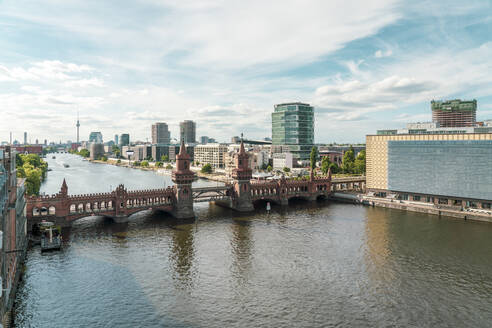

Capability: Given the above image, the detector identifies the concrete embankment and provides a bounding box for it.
[330,193,492,224]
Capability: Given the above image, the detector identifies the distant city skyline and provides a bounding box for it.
[1,1,491,143]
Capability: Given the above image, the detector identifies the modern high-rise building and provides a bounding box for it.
[152,123,171,144]
[114,134,119,145]
[119,133,130,147]
[180,120,196,143]
[23,132,27,145]
[272,102,314,160]
[89,132,103,143]
[431,99,477,127]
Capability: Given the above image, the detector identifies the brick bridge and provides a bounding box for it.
[26,141,365,230]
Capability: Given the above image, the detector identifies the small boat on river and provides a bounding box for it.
[63,163,70,168]
[52,156,56,159]
[39,221,62,252]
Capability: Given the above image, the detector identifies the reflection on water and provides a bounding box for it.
[13,155,492,327]
[169,220,196,290]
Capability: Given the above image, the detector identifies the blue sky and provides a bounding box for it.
[0,0,491,144]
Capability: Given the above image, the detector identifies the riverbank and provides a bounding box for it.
[331,192,492,223]
[89,158,232,183]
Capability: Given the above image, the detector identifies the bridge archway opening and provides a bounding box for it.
[288,196,309,205]
[48,206,56,215]
[40,207,48,216]
[77,203,84,213]
[253,199,279,209]
[70,204,76,213]
[153,208,174,218]
[85,202,91,212]
[32,207,40,216]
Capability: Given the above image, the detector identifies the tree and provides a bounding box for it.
[310,146,318,170]
[79,149,90,158]
[23,164,42,195]
[161,155,169,162]
[201,163,213,174]
[101,156,108,162]
[354,150,366,175]
[141,160,149,167]
[165,164,173,170]
[283,166,290,173]
[155,161,163,167]
[321,156,331,175]
[117,159,121,164]
[342,146,355,174]
[267,165,273,172]
[133,161,141,166]
[329,162,339,174]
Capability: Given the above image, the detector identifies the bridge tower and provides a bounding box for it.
[172,139,196,218]
[231,140,254,211]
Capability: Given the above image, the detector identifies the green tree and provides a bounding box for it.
[141,160,149,167]
[22,163,43,195]
[201,163,213,174]
[354,150,366,175]
[133,161,141,166]
[111,144,120,156]
[329,162,339,174]
[79,149,90,158]
[101,155,108,162]
[161,155,169,162]
[165,164,173,170]
[310,146,318,170]
[155,161,163,167]
[283,166,290,173]
[117,159,121,164]
[321,156,331,175]
[342,146,355,174]
[267,165,273,172]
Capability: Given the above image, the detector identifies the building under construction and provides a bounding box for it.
[431,99,477,127]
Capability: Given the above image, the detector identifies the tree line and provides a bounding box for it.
[311,146,366,176]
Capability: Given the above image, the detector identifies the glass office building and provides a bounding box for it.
[272,102,314,160]
[366,133,492,207]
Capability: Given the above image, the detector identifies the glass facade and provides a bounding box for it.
[388,140,492,200]
[272,103,314,160]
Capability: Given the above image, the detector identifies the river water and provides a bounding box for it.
[14,154,492,327]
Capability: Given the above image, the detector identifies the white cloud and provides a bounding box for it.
[314,42,492,123]
[374,49,393,58]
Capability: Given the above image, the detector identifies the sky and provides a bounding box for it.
[0,0,491,144]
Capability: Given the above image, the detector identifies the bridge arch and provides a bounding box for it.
[70,204,76,213]
[48,205,56,215]
[33,207,40,216]
[252,198,279,207]
[40,207,48,216]
[287,195,310,203]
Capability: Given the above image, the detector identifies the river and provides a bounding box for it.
[14,154,492,327]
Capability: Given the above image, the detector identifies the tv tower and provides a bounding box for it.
[76,111,80,143]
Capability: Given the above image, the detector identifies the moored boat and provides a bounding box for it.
[39,221,62,252]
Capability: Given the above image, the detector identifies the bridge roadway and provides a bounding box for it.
[25,176,365,230]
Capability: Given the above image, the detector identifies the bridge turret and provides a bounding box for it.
[60,178,68,196]
[171,139,195,219]
[231,139,253,211]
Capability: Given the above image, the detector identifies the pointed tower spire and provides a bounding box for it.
[239,138,245,155]
[179,138,187,156]
[60,178,68,196]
